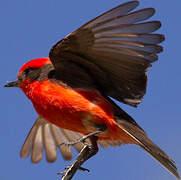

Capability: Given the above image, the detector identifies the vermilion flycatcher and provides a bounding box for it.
[5,1,180,179]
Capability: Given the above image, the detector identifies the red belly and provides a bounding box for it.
[20,80,137,143]
[29,80,117,136]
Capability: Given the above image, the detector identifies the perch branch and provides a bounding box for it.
[60,136,98,180]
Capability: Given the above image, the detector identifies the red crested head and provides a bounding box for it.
[4,57,53,89]
[18,57,51,77]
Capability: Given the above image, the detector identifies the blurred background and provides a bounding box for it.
[1,0,181,180]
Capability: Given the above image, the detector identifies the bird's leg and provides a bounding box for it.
[59,136,99,180]
[61,125,106,146]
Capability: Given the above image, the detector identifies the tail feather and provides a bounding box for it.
[105,97,180,179]
[116,118,180,179]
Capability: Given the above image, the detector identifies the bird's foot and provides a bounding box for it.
[60,127,106,146]
[58,136,98,180]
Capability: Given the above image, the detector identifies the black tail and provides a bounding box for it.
[116,117,180,179]
[102,95,180,179]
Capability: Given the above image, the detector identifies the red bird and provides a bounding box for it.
[5,1,180,179]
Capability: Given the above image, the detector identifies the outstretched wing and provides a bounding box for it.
[20,117,129,163]
[20,117,85,163]
[49,1,164,107]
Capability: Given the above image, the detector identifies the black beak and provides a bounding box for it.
[4,79,20,87]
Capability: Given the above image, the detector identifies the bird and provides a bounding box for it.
[4,1,180,179]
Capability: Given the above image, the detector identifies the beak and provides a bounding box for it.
[4,79,21,87]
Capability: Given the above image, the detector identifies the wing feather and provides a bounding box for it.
[20,121,38,158]
[90,8,155,31]
[95,33,164,44]
[31,125,44,163]
[93,21,161,35]
[94,40,163,53]
[43,124,57,162]
[83,1,139,29]
[49,1,164,107]
[20,117,85,162]
[50,124,73,161]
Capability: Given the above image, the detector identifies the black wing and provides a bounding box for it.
[49,1,164,107]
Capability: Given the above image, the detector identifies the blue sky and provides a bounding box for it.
[1,0,181,180]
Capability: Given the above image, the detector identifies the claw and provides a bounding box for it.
[57,165,90,176]
[59,137,98,180]
[78,166,90,173]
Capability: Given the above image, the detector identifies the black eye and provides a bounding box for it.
[48,70,55,78]
[24,67,33,75]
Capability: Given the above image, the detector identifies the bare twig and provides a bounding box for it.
[60,136,98,180]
